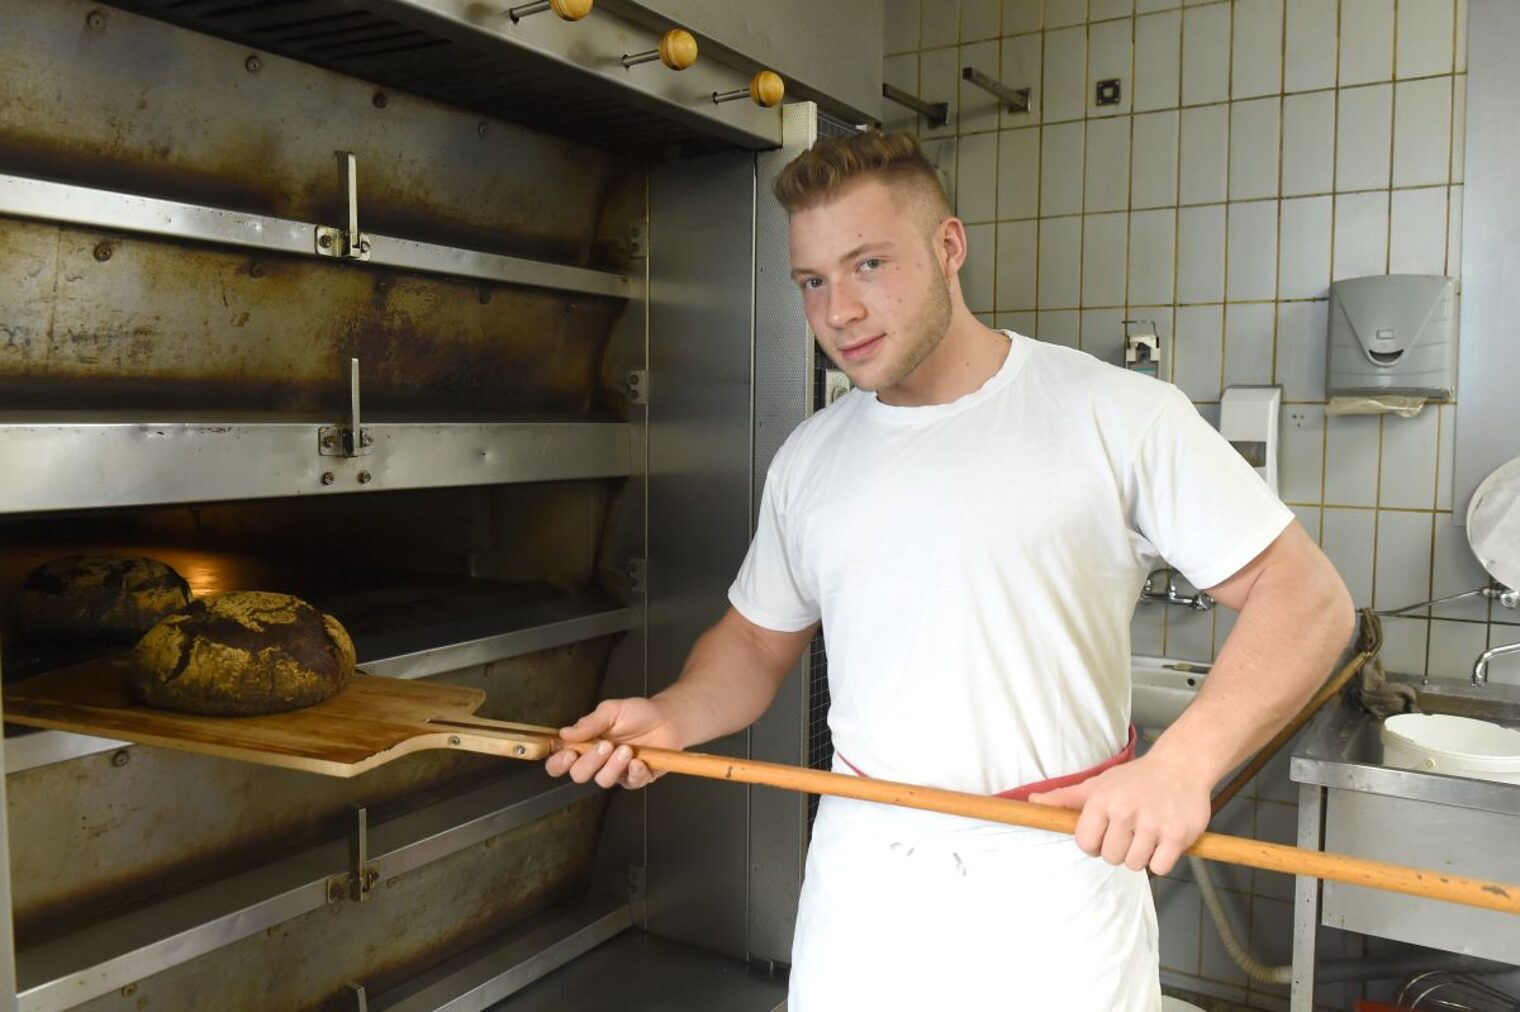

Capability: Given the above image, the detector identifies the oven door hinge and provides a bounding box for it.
[319,357,373,457]
[315,151,372,260]
[326,804,380,904]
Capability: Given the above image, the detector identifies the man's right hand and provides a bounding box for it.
[544,696,684,790]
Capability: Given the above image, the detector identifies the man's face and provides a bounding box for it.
[788,179,953,394]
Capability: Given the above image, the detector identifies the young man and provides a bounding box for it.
[546,131,1354,1009]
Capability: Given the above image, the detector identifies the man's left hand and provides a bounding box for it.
[1028,753,1212,876]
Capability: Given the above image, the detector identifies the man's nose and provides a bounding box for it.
[826,282,866,330]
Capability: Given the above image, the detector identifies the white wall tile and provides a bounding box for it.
[1373,509,1434,612]
[1427,618,1487,680]
[961,0,1001,41]
[998,126,1042,219]
[1226,200,1279,301]
[1044,26,1089,122]
[1182,3,1231,105]
[1281,404,1325,503]
[1451,76,1466,184]
[1389,187,1450,276]
[921,0,962,50]
[1293,504,1321,546]
[1278,196,1333,299]
[1486,626,1520,687]
[1322,507,1377,606]
[1088,17,1134,117]
[1177,204,1226,302]
[1232,0,1284,99]
[1378,615,1430,678]
[1085,116,1133,212]
[1281,91,1335,197]
[1436,403,1455,510]
[1340,0,1396,87]
[1229,98,1282,201]
[1432,514,1491,620]
[919,46,963,139]
[1040,121,1086,215]
[1131,111,1180,208]
[1167,605,1217,662]
[1135,11,1182,112]
[995,310,1038,336]
[1046,0,1089,29]
[1001,33,1043,129]
[1249,897,1297,966]
[1223,302,1276,387]
[956,131,999,223]
[1336,85,1394,192]
[1393,77,1453,188]
[1174,304,1224,401]
[1129,209,1177,305]
[1037,308,1081,348]
[1038,215,1083,307]
[886,0,921,53]
[1137,0,1179,10]
[1397,0,1456,78]
[1324,414,1381,506]
[1456,0,1468,72]
[1276,299,1330,401]
[883,54,922,134]
[1332,192,1390,281]
[962,223,997,311]
[1081,306,1129,364]
[1179,103,1229,204]
[996,219,1039,310]
[1446,184,1463,277]
[1285,0,1338,93]
[1380,401,1434,507]
[960,39,1004,133]
[1092,0,1134,20]
[1003,0,1043,35]
[923,136,960,204]
[1132,605,1166,656]
[1082,212,1130,306]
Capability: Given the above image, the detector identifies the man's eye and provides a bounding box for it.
[861,258,883,271]
[802,277,823,290]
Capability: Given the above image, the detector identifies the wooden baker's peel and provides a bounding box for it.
[6,657,1518,917]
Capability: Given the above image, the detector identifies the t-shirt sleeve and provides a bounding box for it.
[1131,387,1295,590]
[728,465,821,632]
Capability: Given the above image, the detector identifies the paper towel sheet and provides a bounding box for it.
[1327,394,1427,417]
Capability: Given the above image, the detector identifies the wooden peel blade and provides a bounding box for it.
[518,728,1520,917]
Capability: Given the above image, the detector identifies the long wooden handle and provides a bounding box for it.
[537,733,1520,917]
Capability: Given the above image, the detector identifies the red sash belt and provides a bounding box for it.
[835,724,1138,801]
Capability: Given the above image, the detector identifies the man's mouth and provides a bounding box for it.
[838,334,884,362]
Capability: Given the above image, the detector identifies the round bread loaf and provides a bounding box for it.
[131,591,356,716]
[18,555,192,642]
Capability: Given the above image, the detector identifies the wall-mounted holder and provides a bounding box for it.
[505,0,593,23]
[1123,319,1162,379]
[622,29,697,71]
[961,66,1030,114]
[714,70,785,108]
[315,152,370,261]
[882,82,948,128]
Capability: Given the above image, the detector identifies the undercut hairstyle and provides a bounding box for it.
[772,130,953,228]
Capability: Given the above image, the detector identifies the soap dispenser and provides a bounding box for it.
[1220,386,1282,494]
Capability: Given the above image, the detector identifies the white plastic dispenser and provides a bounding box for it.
[1219,386,1281,494]
[1327,274,1458,405]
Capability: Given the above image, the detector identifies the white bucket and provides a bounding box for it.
[1381,713,1520,784]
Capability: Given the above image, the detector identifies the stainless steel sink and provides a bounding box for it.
[1288,676,1520,1008]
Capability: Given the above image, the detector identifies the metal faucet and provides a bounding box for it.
[1139,568,1215,612]
[1472,641,1520,686]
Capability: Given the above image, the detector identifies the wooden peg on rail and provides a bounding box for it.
[506,0,593,23]
[714,70,785,108]
[622,29,698,71]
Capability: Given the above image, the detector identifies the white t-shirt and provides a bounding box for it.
[729,331,1293,796]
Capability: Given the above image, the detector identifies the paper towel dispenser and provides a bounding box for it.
[1327,274,1458,399]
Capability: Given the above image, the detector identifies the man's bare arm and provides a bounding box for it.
[546,607,817,789]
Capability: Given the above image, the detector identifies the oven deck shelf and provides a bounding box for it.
[0,414,633,514]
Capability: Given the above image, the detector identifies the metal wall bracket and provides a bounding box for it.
[625,369,648,405]
[881,83,949,127]
[327,804,381,904]
[625,558,647,595]
[961,67,1030,114]
[627,223,647,259]
[346,981,369,1011]
[315,152,372,260]
[319,358,374,457]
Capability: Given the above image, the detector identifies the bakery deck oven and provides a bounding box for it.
[0,2,879,1008]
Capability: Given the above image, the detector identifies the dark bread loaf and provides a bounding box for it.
[18,556,192,642]
[131,591,356,716]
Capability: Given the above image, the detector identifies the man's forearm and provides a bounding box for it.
[1146,542,1355,789]
[652,609,816,749]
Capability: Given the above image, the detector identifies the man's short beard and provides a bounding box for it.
[866,264,952,392]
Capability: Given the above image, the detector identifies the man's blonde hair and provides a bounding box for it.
[772,130,952,224]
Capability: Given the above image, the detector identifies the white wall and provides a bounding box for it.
[884,0,1511,1008]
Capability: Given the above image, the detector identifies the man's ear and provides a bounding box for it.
[934,216,969,278]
